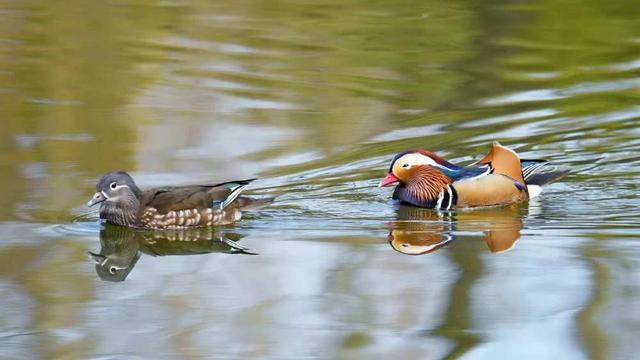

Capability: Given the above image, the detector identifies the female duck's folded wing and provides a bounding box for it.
[207,179,255,210]
[140,179,257,213]
[139,186,210,213]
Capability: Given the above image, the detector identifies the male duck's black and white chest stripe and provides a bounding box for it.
[436,185,458,210]
[392,183,458,210]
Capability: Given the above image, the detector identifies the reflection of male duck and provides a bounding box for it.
[388,204,524,255]
[89,225,253,282]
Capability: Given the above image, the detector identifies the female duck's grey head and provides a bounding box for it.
[87,171,142,226]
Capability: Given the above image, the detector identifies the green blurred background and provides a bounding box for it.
[0,0,639,359]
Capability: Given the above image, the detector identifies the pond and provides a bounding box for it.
[1,0,639,359]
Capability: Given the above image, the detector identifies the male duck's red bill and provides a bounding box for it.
[378,173,400,187]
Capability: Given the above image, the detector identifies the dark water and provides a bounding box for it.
[1,1,639,359]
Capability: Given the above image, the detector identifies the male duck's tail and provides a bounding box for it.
[521,159,569,186]
[521,159,569,198]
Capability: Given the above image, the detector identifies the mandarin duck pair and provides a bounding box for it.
[88,142,567,230]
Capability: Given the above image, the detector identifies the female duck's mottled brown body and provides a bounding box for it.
[88,171,270,230]
[134,185,251,229]
[380,142,568,209]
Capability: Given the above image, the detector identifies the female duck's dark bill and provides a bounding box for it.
[87,192,107,207]
[379,173,400,187]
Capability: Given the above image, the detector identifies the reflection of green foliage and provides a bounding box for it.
[578,247,611,360]
[341,330,372,349]
[2,0,637,218]
[0,0,480,220]
[0,1,175,220]
[432,239,484,359]
[173,0,476,152]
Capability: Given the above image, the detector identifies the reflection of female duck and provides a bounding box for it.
[89,225,141,282]
[388,204,524,255]
[89,225,253,282]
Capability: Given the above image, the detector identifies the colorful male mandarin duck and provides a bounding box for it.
[379,142,567,209]
[87,171,271,230]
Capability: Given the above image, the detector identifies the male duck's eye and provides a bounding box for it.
[402,163,410,168]
[110,182,117,190]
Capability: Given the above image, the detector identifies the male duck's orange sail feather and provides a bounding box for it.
[455,142,529,207]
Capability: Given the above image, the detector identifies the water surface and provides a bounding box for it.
[1,1,639,359]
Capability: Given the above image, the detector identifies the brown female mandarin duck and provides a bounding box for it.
[87,171,271,230]
[380,142,568,209]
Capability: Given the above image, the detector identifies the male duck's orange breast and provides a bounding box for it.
[453,174,528,207]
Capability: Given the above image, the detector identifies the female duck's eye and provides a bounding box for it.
[109,266,117,274]
[110,182,117,190]
[402,163,410,168]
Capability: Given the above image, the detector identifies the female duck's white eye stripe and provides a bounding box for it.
[111,184,129,191]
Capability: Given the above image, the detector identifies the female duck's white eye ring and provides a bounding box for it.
[110,182,117,190]
[402,163,410,168]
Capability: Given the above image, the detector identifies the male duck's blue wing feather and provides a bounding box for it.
[441,164,491,182]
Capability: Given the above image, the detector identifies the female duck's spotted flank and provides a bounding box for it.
[380,142,568,209]
[88,171,271,230]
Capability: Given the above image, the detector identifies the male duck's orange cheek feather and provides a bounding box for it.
[379,173,400,187]
[390,166,454,208]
